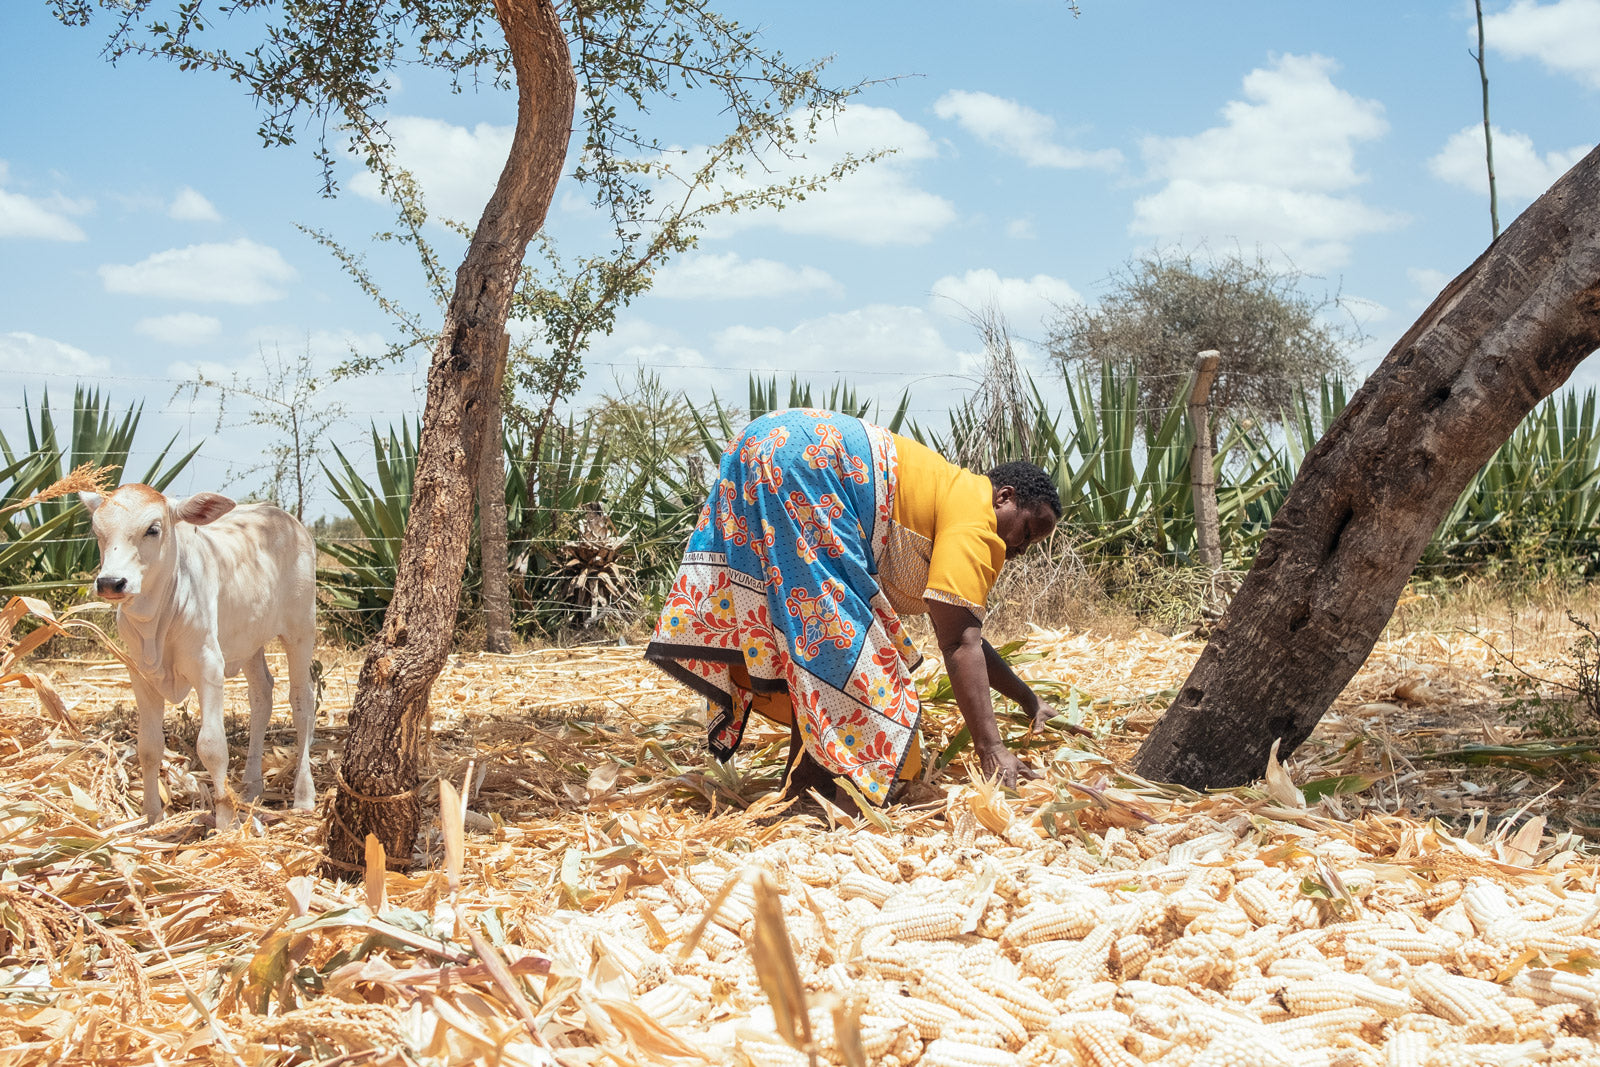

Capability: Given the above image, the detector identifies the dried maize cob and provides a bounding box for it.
[999,900,1099,951]
[1288,893,1324,930]
[972,969,1058,1030]
[839,869,896,905]
[1265,956,1333,981]
[1039,922,1119,988]
[882,900,965,941]
[1406,963,1515,1033]
[853,834,899,882]
[922,969,1028,1049]
[1187,1027,1297,1067]
[1507,967,1600,1011]
[737,1039,810,1067]
[1461,880,1513,933]
[1060,981,1118,1013]
[919,1038,1022,1067]
[1234,877,1290,928]
[872,992,963,1040]
[1282,973,1413,1019]
[1344,927,1457,966]
[789,859,837,887]
[636,979,700,1026]
[1382,1028,1430,1067]
[1167,830,1238,867]
[1268,1006,1383,1049]
[1068,1022,1142,1067]
[1107,933,1151,981]
[1188,905,1251,939]
[942,1020,1007,1047]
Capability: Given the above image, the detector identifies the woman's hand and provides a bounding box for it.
[976,742,1039,790]
[1024,693,1094,738]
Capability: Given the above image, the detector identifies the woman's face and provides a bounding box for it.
[993,486,1058,561]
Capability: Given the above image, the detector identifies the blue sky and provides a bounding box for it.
[3,1,1599,516]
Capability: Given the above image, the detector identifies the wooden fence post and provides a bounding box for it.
[1187,350,1223,570]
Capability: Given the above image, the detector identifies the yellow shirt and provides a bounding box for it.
[877,433,1005,620]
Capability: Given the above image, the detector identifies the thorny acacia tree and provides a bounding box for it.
[53,0,864,870]
[1045,248,1358,438]
[176,344,348,522]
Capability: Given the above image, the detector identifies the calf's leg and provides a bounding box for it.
[282,632,318,810]
[132,675,167,825]
[193,655,235,829]
[242,649,273,803]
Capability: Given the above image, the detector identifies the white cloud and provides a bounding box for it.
[99,239,297,304]
[1005,217,1037,240]
[711,304,966,386]
[677,105,958,246]
[1428,124,1589,199]
[1132,54,1405,270]
[0,331,109,377]
[134,312,223,346]
[932,90,1122,170]
[929,269,1082,333]
[0,161,92,241]
[1484,0,1600,90]
[565,319,712,405]
[650,253,841,300]
[168,186,221,222]
[349,116,512,225]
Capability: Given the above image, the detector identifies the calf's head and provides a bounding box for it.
[80,485,236,602]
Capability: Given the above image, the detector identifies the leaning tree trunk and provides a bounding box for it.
[1134,143,1600,790]
[323,0,575,873]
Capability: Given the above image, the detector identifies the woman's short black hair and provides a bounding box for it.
[986,460,1062,518]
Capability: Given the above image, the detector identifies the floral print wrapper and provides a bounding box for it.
[644,409,923,803]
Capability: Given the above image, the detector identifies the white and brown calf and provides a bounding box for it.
[80,484,317,827]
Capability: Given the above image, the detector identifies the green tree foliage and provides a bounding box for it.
[1045,248,1359,434]
[51,0,870,430]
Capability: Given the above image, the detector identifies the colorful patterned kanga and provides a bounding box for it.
[644,409,920,802]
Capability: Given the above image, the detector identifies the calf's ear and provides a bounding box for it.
[79,492,103,514]
[171,492,236,526]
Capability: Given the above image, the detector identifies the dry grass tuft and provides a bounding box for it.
[2,463,113,520]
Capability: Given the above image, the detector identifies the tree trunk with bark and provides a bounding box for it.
[481,332,514,654]
[1134,144,1600,790]
[323,0,575,873]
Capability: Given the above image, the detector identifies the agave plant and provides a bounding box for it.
[318,422,433,640]
[1428,387,1600,576]
[504,416,612,634]
[0,388,198,598]
[690,375,910,463]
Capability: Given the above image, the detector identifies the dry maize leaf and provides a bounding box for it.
[365,834,387,913]
[830,992,869,1067]
[1265,739,1305,810]
[1499,815,1545,868]
[440,780,465,893]
[675,866,749,964]
[967,780,1013,835]
[1392,676,1432,703]
[0,672,79,738]
[586,762,622,802]
[750,868,812,1056]
[596,997,707,1061]
[466,923,545,1045]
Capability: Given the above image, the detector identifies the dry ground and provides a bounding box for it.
[3,600,1600,1066]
